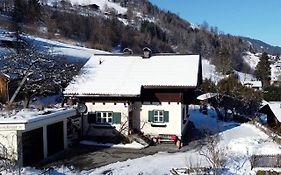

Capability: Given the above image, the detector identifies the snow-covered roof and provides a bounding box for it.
[0,108,76,124]
[266,101,281,122]
[0,73,10,79]
[242,81,262,88]
[64,54,201,96]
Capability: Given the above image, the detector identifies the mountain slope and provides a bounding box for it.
[47,0,127,14]
[242,37,281,55]
[1,0,281,75]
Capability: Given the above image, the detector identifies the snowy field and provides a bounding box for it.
[22,34,109,61]
[0,27,109,62]
[47,0,127,14]
[242,51,260,70]
[8,105,280,175]
[202,59,255,82]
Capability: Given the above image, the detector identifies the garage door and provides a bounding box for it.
[22,127,44,166]
[47,121,64,156]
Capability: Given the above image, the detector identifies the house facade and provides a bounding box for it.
[64,53,202,141]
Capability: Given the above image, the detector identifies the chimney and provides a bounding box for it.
[143,47,151,59]
[123,48,133,55]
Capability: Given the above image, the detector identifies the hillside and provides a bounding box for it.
[243,37,281,55]
[1,0,281,75]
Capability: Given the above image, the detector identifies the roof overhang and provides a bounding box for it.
[142,85,197,89]
[64,93,140,98]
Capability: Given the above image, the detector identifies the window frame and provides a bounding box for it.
[153,110,165,123]
[95,111,113,124]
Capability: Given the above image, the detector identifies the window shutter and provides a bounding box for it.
[88,112,96,123]
[113,112,121,124]
[164,111,169,122]
[148,110,154,122]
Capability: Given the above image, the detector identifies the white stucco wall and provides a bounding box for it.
[85,102,129,136]
[136,102,183,137]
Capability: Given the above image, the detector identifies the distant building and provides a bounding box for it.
[242,81,262,90]
[259,101,281,128]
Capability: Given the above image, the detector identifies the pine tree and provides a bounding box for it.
[212,47,233,75]
[255,52,271,87]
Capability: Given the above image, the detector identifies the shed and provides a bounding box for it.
[259,101,281,128]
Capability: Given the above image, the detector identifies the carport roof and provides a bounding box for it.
[0,108,76,125]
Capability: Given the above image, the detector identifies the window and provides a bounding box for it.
[96,111,113,124]
[148,110,169,123]
[154,110,164,123]
[88,111,121,125]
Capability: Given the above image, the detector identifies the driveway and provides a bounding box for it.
[39,126,205,170]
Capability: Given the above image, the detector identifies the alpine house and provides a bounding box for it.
[64,50,202,142]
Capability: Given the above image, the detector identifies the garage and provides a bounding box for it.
[47,121,64,156]
[0,108,77,166]
[22,127,44,166]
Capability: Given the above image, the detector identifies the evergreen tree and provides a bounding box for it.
[216,75,262,116]
[217,75,241,95]
[263,85,281,101]
[200,78,217,93]
[212,47,233,75]
[255,52,271,87]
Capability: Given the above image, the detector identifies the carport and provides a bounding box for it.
[0,108,77,166]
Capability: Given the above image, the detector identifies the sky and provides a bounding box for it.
[149,0,281,47]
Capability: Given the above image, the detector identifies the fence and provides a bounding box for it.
[251,120,281,145]
[251,155,281,168]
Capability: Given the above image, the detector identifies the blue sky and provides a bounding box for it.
[149,0,281,47]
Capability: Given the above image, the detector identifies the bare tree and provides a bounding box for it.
[1,37,80,108]
[199,133,226,174]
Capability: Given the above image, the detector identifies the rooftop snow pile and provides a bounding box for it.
[0,108,76,124]
[64,54,201,96]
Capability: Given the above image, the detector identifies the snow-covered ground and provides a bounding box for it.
[242,51,281,82]
[0,27,109,62]
[22,34,109,61]
[242,51,260,70]
[271,60,281,82]
[202,59,224,83]
[80,140,148,149]
[202,59,255,82]
[11,105,281,175]
[47,0,127,14]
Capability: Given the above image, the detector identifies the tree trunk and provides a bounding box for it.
[24,95,30,108]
